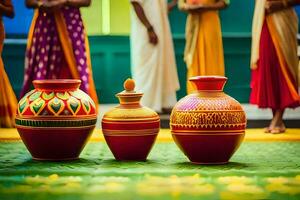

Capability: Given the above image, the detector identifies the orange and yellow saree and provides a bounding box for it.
[0,20,17,127]
[179,0,229,94]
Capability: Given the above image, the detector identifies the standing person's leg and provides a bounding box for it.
[265,109,276,133]
[270,109,286,134]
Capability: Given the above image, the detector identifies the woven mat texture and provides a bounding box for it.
[0,141,299,200]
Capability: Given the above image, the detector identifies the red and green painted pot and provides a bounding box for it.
[15,79,97,161]
[102,79,160,161]
[170,76,246,164]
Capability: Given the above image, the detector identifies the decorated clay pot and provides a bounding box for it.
[102,79,160,161]
[170,76,246,164]
[15,79,97,161]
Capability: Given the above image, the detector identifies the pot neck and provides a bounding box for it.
[189,76,227,91]
[116,93,143,107]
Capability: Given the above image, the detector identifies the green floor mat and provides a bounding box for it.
[0,142,299,199]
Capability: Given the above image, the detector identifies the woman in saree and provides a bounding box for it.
[178,0,229,94]
[250,0,300,133]
[0,0,17,127]
[22,0,98,108]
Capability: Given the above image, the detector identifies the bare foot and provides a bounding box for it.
[270,110,286,134]
[265,117,277,133]
[270,123,286,134]
[264,127,271,133]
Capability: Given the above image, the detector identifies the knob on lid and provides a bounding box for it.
[116,78,143,105]
[124,78,135,92]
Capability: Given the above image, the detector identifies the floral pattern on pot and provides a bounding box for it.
[18,85,96,117]
[15,79,97,161]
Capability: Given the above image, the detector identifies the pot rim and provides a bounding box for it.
[189,76,228,82]
[189,76,228,91]
[33,79,81,91]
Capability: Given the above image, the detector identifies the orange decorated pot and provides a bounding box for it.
[102,79,160,161]
[170,76,246,164]
[15,79,97,161]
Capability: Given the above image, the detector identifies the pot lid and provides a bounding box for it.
[116,79,143,105]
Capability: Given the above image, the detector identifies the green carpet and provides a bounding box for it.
[0,142,300,200]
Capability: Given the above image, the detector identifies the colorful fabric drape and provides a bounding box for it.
[250,1,300,109]
[21,7,98,108]
[178,0,229,94]
[0,20,17,127]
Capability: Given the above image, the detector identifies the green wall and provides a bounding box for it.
[81,0,102,35]
[81,0,131,35]
[110,0,131,34]
[3,0,254,104]
[3,35,252,104]
[80,0,254,35]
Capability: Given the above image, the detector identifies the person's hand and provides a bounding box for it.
[38,1,51,12]
[251,63,258,69]
[48,0,67,9]
[181,3,206,14]
[147,27,158,45]
[265,0,286,14]
[168,0,177,13]
[181,3,193,11]
[39,0,67,12]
